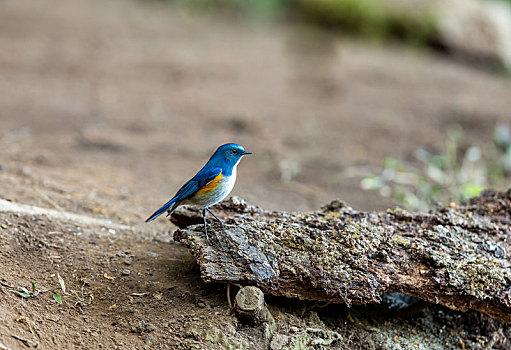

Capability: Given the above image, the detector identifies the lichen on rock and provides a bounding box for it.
[175,191,511,323]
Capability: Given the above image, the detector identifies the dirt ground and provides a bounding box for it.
[0,0,510,349]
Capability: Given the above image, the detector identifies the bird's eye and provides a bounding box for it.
[232,149,238,154]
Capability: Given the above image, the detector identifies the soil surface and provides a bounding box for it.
[0,0,510,349]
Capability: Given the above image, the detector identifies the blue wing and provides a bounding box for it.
[145,167,222,223]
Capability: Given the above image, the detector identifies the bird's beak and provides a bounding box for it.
[243,151,253,155]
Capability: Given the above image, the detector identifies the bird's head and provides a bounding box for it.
[213,143,252,165]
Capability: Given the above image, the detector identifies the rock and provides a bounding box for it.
[154,234,172,243]
[130,322,143,334]
[130,321,156,334]
[144,323,156,332]
[19,166,31,177]
[121,269,130,276]
[175,190,511,323]
[270,333,290,350]
[435,0,511,68]
[383,0,511,68]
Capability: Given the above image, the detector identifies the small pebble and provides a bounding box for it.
[121,269,131,276]
[20,166,31,177]
[148,252,159,258]
[145,323,156,332]
[154,235,172,243]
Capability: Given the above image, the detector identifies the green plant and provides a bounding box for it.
[492,124,511,178]
[361,124,511,211]
[53,292,62,304]
[9,280,40,299]
[297,0,437,43]
[53,273,66,304]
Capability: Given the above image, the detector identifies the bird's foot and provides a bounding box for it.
[204,227,210,243]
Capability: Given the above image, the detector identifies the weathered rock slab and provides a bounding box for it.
[174,190,511,323]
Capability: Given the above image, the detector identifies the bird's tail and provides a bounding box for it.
[145,198,179,223]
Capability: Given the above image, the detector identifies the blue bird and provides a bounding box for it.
[145,143,252,242]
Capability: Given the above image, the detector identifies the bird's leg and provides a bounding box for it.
[202,208,209,243]
[206,208,224,226]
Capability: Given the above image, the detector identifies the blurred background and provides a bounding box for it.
[1,0,510,225]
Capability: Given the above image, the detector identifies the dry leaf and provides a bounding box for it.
[57,273,66,293]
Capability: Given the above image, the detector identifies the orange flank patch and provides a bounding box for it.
[195,173,223,195]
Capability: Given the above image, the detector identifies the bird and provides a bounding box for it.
[145,143,252,242]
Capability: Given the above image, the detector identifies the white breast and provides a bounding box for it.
[188,164,238,208]
[224,166,237,195]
